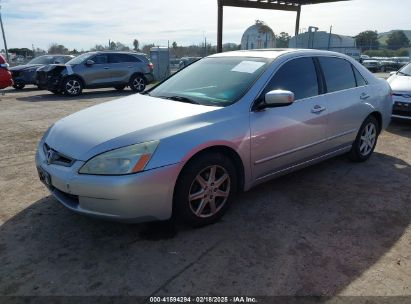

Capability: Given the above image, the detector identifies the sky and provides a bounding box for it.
[1,0,411,51]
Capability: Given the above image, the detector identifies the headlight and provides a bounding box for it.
[79,140,160,175]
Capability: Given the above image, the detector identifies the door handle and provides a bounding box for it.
[360,93,370,100]
[311,105,326,114]
[104,67,109,70]
[128,66,132,68]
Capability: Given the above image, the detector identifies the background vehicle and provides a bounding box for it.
[0,54,13,89]
[36,49,392,227]
[178,57,202,69]
[10,55,74,90]
[362,59,380,72]
[36,51,154,96]
[388,62,411,120]
[379,59,408,72]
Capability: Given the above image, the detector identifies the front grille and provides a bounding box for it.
[43,143,75,167]
[393,101,411,117]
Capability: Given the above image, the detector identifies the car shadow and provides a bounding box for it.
[0,152,410,296]
[387,119,411,139]
[14,89,136,103]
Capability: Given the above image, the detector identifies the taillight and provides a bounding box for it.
[148,63,154,71]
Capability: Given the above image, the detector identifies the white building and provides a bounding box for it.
[289,27,360,60]
[241,20,276,50]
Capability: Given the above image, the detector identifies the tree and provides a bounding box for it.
[91,44,106,51]
[109,41,116,50]
[48,43,69,54]
[142,43,155,54]
[386,31,410,50]
[276,32,291,48]
[133,39,140,51]
[114,42,130,51]
[355,30,380,52]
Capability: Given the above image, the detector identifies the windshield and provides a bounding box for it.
[66,53,92,65]
[28,56,59,65]
[150,57,270,107]
[398,63,411,76]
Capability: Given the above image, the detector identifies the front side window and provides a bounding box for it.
[66,53,92,65]
[319,57,356,93]
[149,57,270,107]
[261,57,319,101]
[92,55,108,64]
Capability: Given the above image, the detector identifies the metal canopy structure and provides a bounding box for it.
[217,0,348,53]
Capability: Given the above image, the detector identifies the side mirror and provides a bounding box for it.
[389,71,397,76]
[256,90,294,110]
[86,60,95,66]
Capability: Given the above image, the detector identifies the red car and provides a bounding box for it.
[0,54,13,89]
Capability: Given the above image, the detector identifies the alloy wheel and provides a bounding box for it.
[359,122,377,156]
[188,165,231,218]
[133,77,145,92]
[66,79,81,95]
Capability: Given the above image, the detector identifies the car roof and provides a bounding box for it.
[209,48,354,60]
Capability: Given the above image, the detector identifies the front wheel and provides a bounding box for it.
[129,75,146,93]
[62,77,83,96]
[348,115,379,162]
[114,85,126,91]
[173,153,238,227]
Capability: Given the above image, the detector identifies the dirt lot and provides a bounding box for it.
[0,86,410,297]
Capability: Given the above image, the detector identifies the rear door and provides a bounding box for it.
[250,57,328,181]
[317,57,373,149]
[109,54,142,84]
[81,54,111,87]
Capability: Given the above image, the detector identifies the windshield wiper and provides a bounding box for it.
[397,71,411,76]
[163,96,200,105]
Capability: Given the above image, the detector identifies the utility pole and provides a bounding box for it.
[0,3,9,61]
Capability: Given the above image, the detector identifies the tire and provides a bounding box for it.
[114,85,126,91]
[129,74,146,93]
[13,83,25,90]
[173,152,238,227]
[348,115,379,162]
[61,76,83,96]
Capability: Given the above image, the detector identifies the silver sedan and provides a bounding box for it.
[388,63,411,120]
[36,49,392,227]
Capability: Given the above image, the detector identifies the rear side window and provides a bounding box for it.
[109,54,141,63]
[319,57,356,93]
[352,66,367,87]
[262,57,319,101]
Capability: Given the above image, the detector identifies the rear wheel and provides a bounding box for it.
[13,83,25,90]
[174,153,238,227]
[129,74,146,93]
[62,77,83,96]
[348,115,379,162]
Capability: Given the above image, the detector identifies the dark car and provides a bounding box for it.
[379,59,409,72]
[10,55,74,89]
[0,54,13,89]
[36,51,154,96]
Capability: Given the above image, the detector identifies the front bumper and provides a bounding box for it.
[11,70,37,85]
[392,98,411,120]
[36,71,62,91]
[35,143,181,223]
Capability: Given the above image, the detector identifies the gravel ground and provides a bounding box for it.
[0,86,410,297]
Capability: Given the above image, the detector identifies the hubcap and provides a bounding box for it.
[188,165,231,218]
[66,80,81,95]
[133,77,145,92]
[359,122,377,156]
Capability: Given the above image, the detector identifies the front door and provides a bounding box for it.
[250,57,328,181]
[81,54,111,87]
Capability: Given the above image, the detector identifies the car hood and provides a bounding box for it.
[388,75,411,92]
[45,94,221,161]
[10,64,43,71]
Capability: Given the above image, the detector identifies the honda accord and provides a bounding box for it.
[36,49,392,226]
